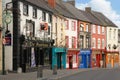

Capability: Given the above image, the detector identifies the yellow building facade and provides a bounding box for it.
[0,0,2,72]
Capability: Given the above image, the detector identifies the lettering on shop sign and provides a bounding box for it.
[39,44,49,47]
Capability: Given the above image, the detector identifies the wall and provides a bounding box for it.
[65,18,77,48]
[52,15,65,47]
[0,0,2,72]
[106,27,118,51]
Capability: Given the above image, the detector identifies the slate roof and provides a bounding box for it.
[62,2,91,22]
[79,10,103,25]
[91,11,117,27]
[54,0,76,19]
[23,0,53,13]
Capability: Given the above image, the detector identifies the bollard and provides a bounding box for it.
[37,65,43,79]
[53,65,57,75]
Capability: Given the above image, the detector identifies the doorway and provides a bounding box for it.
[69,56,73,69]
[57,53,62,69]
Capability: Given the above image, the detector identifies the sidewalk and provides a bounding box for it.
[0,68,98,80]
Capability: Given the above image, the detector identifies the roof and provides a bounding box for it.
[79,10,103,25]
[54,0,76,19]
[91,11,117,27]
[23,0,53,13]
[62,2,91,22]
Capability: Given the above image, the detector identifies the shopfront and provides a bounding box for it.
[79,49,92,68]
[106,51,119,68]
[18,37,54,72]
[66,49,79,69]
[91,49,106,68]
[52,47,67,69]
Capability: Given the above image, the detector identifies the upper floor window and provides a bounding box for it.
[102,39,104,49]
[23,4,28,15]
[98,38,101,49]
[72,37,76,48]
[26,20,35,37]
[42,11,46,21]
[80,35,84,49]
[113,29,116,39]
[80,24,84,31]
[65,36,69,48]
[109,29,111,40]
[71,21,76,31]
[98,26,100,34]
[92,38,96,48]
[102,27,105,34]
[48,14,52,23]
[86,36,90,48]
[92,25,96,33]
[86,24,89,32]
[65,20,69,30]
[33,7,37,18]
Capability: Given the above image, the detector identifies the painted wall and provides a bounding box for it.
[91,24,106,50]
[19,1,52,38]
[65,18,77,48]
[52,16,65,47]
[106,27,118,51]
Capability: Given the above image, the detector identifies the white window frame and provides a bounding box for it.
[102,27,105,34]
[102,39,104,49]
[98,38,101,49]
[92,25,96,33]
[92,38,96,48]
[98,26,100,34]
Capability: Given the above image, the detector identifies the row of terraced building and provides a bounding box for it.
[0,0,119,73]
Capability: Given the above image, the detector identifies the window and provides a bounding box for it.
[23,4,28,15]
[26,20,35,37]
[80,24,84,31]
[71,21,76,31]
[65,20,69,30]
[80,35,84,48]
[109,29,111,40]
[65,36,69,48]
[113,29,116,39]
[86,36,89,48]
[72,37,76,48]
[102,27,105,34]
[92,38,96,48]
[98,26,100,34]
[92,25,96,33]
[86,24,89,32]
[102,39,104,49]
[33,7,37,18]
[48,26,50,35]
[48,14,52,23]
[42,11,46,21]
[98,38,101,49]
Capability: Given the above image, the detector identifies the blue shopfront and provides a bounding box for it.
[52,47,67,69]
[79,50,92,68]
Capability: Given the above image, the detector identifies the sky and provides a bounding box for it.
[75,0,120,28]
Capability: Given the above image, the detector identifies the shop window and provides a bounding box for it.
[44,50,50,66]
[23,4,28,15]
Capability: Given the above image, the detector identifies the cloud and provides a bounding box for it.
[76,0,120,28]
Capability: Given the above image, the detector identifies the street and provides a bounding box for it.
[61,68,120,80]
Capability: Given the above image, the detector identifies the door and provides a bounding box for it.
[57,53,62,69]
[69,56,73,69]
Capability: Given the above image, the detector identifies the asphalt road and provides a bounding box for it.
[61,68,120,80]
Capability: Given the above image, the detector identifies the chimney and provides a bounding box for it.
[48,0,56,8]
[66,0,75,7]
[85,7,91,12]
